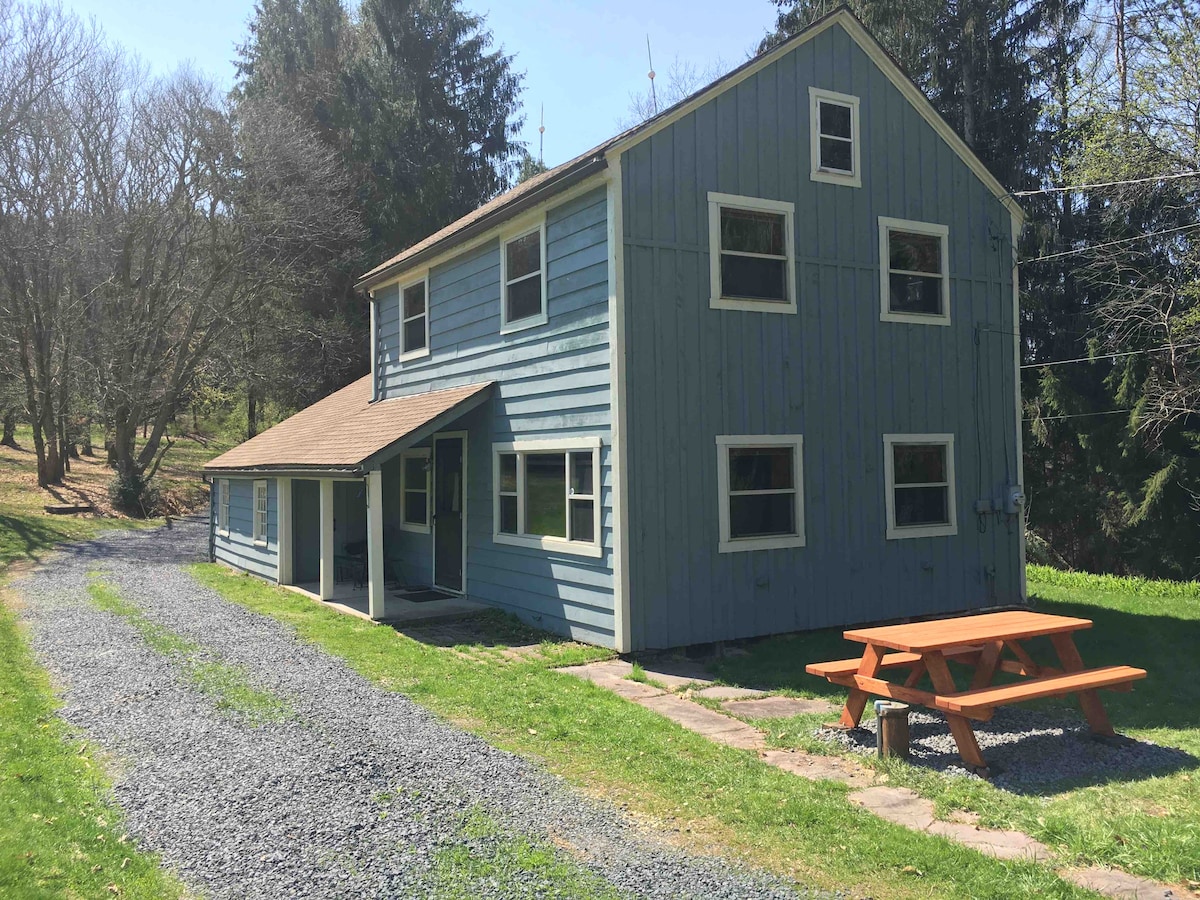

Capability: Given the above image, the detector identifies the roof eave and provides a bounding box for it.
[355,156,609,293]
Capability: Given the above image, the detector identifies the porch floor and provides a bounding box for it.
[290,582,485,624]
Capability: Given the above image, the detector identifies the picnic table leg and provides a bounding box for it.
[969,640,1005,690]
[924,651,989,772]
[837,643,885,729]
[1049,633,1116,737]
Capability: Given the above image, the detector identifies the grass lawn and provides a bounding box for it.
[191,563,1100,900]
[708,565,1200,887]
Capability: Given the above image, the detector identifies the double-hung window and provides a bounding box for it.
[493,438,601,558]
[708,193,797,314]
[252,479,268,545]
[879,217,951,325]
[400,276,430,360]
[399,448,431,532]
[883,434,957,538]
[217,478,230,537]
[716,435,805,553]
[809,87,861,186]
[501,220,547,332]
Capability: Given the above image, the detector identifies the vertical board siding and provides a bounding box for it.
[373,188,615,645]
[623,22,1022,650]
[213,477,279,580]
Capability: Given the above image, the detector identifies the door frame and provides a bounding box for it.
[431,430,468,594]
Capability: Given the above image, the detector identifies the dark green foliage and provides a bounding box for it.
[107,470,162,518]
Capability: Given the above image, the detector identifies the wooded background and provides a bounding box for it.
[2,0,1198,579]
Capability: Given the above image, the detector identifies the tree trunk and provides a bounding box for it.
[0,411,17,449]
[247,382,259,439]
[81,417,93,456]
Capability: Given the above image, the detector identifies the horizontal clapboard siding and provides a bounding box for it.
[375,187,615,645]
[621,21,1022,649]
[213,477,278,580]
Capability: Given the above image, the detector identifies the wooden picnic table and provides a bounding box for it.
[806,611,1147,773]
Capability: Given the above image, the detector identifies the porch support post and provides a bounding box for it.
[276,477,292,585]
[366,469,385,621]
[319,478,335,600]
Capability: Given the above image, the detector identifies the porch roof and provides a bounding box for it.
[203,377,493,476]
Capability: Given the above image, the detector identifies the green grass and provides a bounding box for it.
[189,563,1099,900]
[0,597,185,899]
[86,579,293,724]
[430,806,624,900]
[710,571,1200,886]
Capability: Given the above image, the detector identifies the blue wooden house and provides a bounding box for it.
[203,9,1026,652]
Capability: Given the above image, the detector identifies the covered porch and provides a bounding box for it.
[205,376,494,623]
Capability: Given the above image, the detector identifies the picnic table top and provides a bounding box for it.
[843,610,1094,653]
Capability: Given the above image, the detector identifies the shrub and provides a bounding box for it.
[107,471,162,518]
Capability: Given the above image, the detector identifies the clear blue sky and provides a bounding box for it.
[63,0,778,167]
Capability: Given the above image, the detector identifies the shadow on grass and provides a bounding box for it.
[0,512,83,565]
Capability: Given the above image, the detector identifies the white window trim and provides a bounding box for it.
[398,273,431,362]
[491,436,602,559]
[399,447,432,533]
[809,86,861,187]
[716,434,806,553]
[252,479,268,546]
[883,433,958,539]
[707,192,798,315]
[499,217,549,334]
[879,217,951,326]
[217,478,230,537]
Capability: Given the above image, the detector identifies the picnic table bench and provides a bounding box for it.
[806,611,1146,773]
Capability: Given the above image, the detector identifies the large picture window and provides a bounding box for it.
[716,435,805,553]
[492,438,601,558]
[253,479,268,545]
[501,220,547,332]
[400,276,429,360]
[809,87,861,186]
[879,217,951,325]
[883,434,957,539]
[399,448,431,533]
[708,193,797,314]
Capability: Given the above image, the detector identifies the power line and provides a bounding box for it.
[1020,221,1200,264]
[1012,171,1200,197]
[1023,409,1132,422]
[1021,341,1200,369]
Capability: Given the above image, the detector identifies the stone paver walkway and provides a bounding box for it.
[558,657,1185,900]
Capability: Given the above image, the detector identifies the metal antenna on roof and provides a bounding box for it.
[538,103,545,165]
[646,35,657,115]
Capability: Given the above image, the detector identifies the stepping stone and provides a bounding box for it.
[694,686,765,700]
[606,679,665,701]
[1063,866,1180,899]
[557,659,633,684]
[636,661,713,691]
[849,787,1051,861]
[635,694,764,750]
[722,696,837,719]
[760,749,874,788]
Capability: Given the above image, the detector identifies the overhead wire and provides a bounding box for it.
[1021,341,1200,369]
[1011,171,1200,197]
[1023,409,1132,422]
[1020,221,1200,264]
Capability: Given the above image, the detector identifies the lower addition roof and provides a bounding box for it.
[202,376,494,478]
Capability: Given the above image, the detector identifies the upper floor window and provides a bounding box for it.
[809,87,860,187]
[883,434,957,539]
[707,193,797,314]
[400,276,430,360]
[879,217,951,326]
[492,437,601,558]
[253,479,268,545]
[501,220,547,332]
[716,435,806,553]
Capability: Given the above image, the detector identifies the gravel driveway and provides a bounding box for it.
[14,520,824,899]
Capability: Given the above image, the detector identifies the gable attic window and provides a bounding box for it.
[809,87,861,186]
[400,275,430,360]
[716,435,806,553]
[492,438,601,558]
[500,219,548,332]
[708,193,797,314]
[879,217,951,325]
[883,434,958,539]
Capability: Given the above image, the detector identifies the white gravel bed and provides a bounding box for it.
[14,518,831,899]
[817,705,1191,792]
